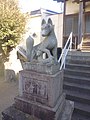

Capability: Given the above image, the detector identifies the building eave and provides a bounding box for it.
[53,0,90,3]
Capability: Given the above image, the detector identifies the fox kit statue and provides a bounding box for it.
[17,18,57,65]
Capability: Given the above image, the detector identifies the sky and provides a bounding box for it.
[18,0,63,13]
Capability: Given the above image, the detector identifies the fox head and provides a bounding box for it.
[41,18,54,37]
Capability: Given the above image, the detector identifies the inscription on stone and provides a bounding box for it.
[23,78,48,99]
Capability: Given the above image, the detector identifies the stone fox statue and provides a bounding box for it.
[17,18,57,64]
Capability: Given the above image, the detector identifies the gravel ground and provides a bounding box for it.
[0,77,18,120]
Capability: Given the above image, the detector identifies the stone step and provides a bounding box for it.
[68,51,90,56]
[66,59,90,65]
[2,105,40,120]
[64,75,90,86]
[82,41,90,46]
[66,52,90,65]
[81,46,90,51]
[64,68,90,78]
[66,97,90,117]
[64,81,90,95]
[72,111,90,120]
[66,93,90,118]
[74,101,90,117]
[65,63,90,71]
[66,54,90,61]
[83,39,90,42]
[64,51,90,119]
[64,89,90,105]
[81,49,90,52]
[82,46,90,48]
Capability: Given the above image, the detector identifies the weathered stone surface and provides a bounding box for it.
[2,105,40,120]
[14,93,66,120]
[61,100,74,120]
[22,61,60,75]
[19,70,63,107]
[5,69,16,82]
[2,99,74,120]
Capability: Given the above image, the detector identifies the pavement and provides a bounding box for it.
[0,76,18,120]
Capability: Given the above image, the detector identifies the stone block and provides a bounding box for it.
[2,105,40,120]
[14,93,66,120]
[2,98,74,120]
[22,61,60,75]
[61,100,74,120]
[5,69,16,82]
[19,70,63,107]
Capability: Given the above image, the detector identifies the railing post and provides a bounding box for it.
[58,32,73,70]
[70,32,72,51]
[75,36,77,49]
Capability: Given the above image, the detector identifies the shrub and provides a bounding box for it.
[0,0,27,61]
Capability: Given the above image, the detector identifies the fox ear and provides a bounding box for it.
[48,18,52,25]
[41,19,46,25]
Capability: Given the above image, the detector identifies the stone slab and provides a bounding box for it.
[61,100,74,120]
[19,70,63,107]
[2,105,40,120]
[2,100,74,120]
[14,93,66,120]
[22,61,60,75]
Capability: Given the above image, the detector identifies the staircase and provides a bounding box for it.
[63,51,90,120]
[82,37,90,51]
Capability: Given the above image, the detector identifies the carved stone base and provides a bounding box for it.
[2,100,74,120]
[14,93,65,120]
[61,100,74,120]
[2,65,74,120]
[2,105,40,120]
[21,61,60,75]
[19,70,63,107]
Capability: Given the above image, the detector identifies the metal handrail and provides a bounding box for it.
[58,32,73,70]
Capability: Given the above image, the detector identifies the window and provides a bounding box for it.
[85,14,90,33]
[73,16,78,35]
[64,15,78,36]
[64,17,72,36]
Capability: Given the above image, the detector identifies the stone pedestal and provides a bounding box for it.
[2,62,74,120]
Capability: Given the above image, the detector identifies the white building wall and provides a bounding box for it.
[25,16,42,46]
[50,14,63,47]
